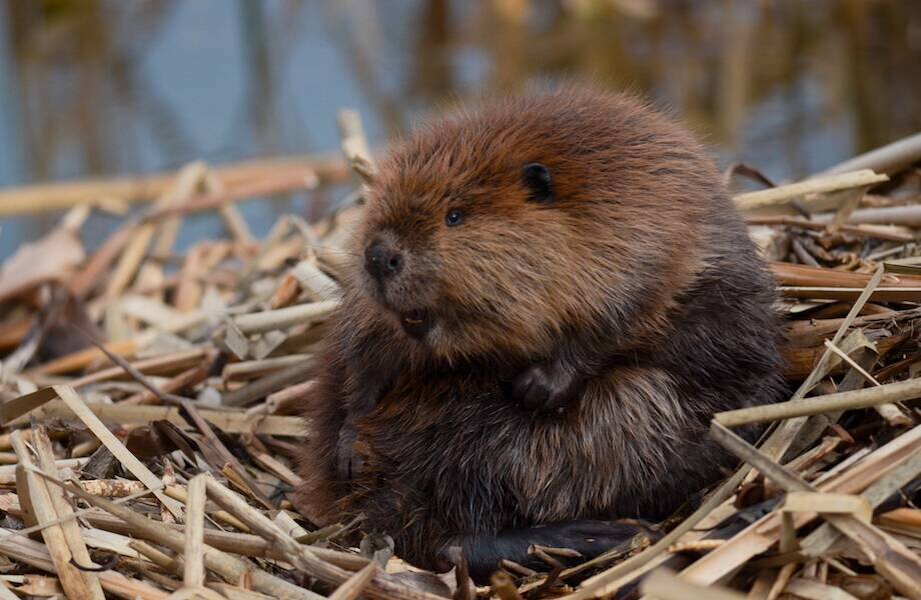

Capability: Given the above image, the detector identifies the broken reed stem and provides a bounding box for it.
[0,151,347,216]
[800,427,921,558]
[733,169,888,211]
[715,376,921,428]
[18,399,304,436]
[232,300,337,335]
[163,484,250,533]
[338,108,377,185]
[327,562,379,600]
[201,475,447,600]
[76,510,368,570]
[222,358,316,407]
[31,426,106,600]
[821,131,921,175]
[182,475,207,589]
[821,340,912,427]
[10,430,101,600]
[641,567,745,600]
[710,421,921,598]
[568,466,749,598]
[30,470,321,600]
[130,540,183,574]
[0,530,169,600]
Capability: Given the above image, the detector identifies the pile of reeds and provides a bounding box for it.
[0,113,918,600]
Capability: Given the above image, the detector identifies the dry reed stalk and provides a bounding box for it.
[36,472,322,600]
[710,422,921,598]
[202,476,447,600]
[232,301,338,335]
[119,361,213,405]
[13,399,304,435]
[10,430,100,600]
[0,532,170,600]
[821,131,921,175]
[182,475,208,589]
[714,377,921,427]
[734,169,888,212]
[30,426,106,600]
[0,151,348,216]
[53,385,184,518]
[641,568,745,600]
[1,102,919,600]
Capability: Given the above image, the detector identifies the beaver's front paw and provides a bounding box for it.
[511,361,584,413]
[336,423,364,480]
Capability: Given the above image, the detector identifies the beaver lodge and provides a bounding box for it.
[0,115,918,599]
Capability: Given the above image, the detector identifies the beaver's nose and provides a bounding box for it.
[365,240,403,280]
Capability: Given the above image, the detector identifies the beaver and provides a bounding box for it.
[296,86,784,582]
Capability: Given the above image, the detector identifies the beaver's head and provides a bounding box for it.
[349,89,709,365]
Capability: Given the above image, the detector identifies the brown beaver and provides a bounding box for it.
[296,86,784,582]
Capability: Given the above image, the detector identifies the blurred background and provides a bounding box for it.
[1,0,920,258]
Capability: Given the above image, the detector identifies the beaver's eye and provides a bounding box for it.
[445,209,465,227]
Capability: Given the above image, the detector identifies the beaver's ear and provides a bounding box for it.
[522,163,553,204]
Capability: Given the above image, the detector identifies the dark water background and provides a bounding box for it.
[1,0,920,259]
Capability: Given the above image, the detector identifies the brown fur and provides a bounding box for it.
[296,86,784,580]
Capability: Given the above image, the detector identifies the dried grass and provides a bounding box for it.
[0,115,918,599]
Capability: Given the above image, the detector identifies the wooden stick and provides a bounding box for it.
[163,485,250,533]
[813,204,921,227]
[714,376,921,428]
[143,169,316,224]
[745,216,914,243]
[130,539,183,574]
[119,362,212,405]
[182,475,207,589]
[16,399,305,436]
[821,131,921,176]
[338,109,377,186]
[31,427,106,600]
[0,152,348,216]
[222,358,316,407]
[223,354,314,383]
[11,431,96,600]
[25,339,140,376]
[232,301,337,335]
[328,563,379,600]
[734,170,888,211]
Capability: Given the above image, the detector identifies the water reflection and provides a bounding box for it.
[1,0,920,255]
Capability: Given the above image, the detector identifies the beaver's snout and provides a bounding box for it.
[365,237,403,281]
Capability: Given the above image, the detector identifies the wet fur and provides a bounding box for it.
[296,87,784,578]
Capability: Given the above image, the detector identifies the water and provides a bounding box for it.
[1,0,920,259]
